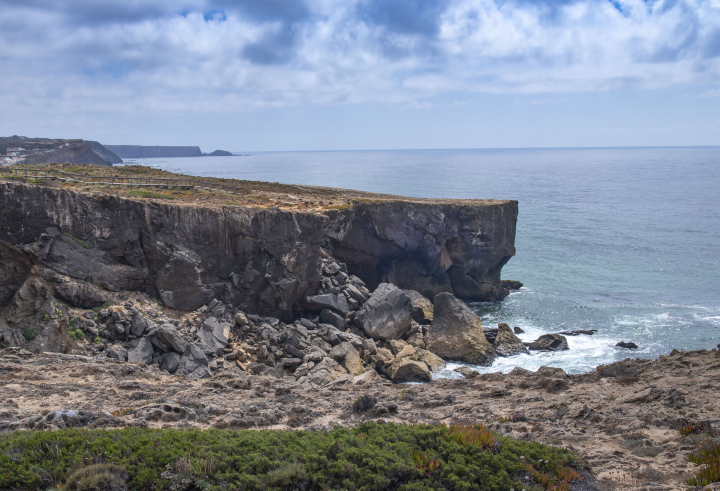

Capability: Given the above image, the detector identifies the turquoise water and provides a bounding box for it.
[123,147,720,373]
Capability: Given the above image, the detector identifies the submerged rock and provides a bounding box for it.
[425,293,496,365]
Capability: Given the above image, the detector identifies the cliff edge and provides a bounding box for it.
[0,181,516,321]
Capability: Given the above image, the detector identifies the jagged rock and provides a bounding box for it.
[513,326,524,334]
[54,279,109,309]
[494,323,528,357]
[501,280,523,290]
[127,338,153,364]
[344,284,367,305]
[528,334,569,351]
[361,338,377,355]
[309,357,348,385]
[394,344,416,359]
[130,313,153,337]
[332,342,364,375]
[454,366,480,378]
[354,283,413,340]
[199,317,231,355]
[426,293,496,365]
[372,347,395,367]
[160,352,181,373]
[403,289,434,323]
[386,339,409,356]
[415,349,445,372]
[406,332,426,348]
[560,329,597,336]
[106,344,128,362]
[320,309,346,329]
[305,294,349,316]
[154,324,187,353]
[616,341,638,349]
[234,312,248,326]
[177,343,212,379]
[384,358,432,383]
[354,369,381,384]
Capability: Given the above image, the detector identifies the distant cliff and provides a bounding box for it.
[106,145,203,158]
[20,141,118,167]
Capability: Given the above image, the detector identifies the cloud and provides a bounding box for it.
[0,0,719,119]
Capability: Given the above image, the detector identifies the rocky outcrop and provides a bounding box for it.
[354,283,412,340]
[22,141,115,167]
[528,334,569,351]
[486,323,528,357]
[105,145,202,158]
[0,182,517,320]
[425,293,496,365]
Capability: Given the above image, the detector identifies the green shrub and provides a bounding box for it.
[688,442,720,486]
[61,463,128,491]
[22,328,36,341]
[0,423,579,491]
[63,233,90,249]
[127,189,176,200]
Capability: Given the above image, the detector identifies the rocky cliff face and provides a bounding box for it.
[0,182,516,323]
[22,141,116,167]
[105,145,203,158]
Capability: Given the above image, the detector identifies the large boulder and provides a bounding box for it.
[177,343,212,379]
[415,348,445,372]
[528,334,569,351]
[127,338,153,364]
[384,358,432,383]
[425,293,496,365]
[353,283,413,340]
[198,317,231,355]
[494,323,528,357]
[403,289,434,323]
[308,357,348,386]
[130,313,154,337]
[160,351,181,373]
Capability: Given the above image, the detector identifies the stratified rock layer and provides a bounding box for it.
[0,182,517,321]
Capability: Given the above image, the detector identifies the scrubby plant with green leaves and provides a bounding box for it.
[0,423,581,491]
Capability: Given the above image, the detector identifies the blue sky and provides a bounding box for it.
[1,0,719,151]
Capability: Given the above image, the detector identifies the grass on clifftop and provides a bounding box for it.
[0,423,582,491]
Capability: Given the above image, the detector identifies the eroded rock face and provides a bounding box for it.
[0,182,516,319]
[354,283,413,340]
[493,323,528,357]
[426,293,496,365]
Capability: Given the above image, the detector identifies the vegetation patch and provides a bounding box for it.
[0,423,580,491]
[63,233,90,249]
[127,189,177,200]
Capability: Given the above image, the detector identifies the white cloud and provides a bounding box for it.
[0,0,718,118]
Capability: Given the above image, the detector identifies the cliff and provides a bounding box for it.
[0,181,516,322]
[105,145,203,158]
[1,137,120,166]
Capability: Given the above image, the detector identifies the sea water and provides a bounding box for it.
[122,147,720,375]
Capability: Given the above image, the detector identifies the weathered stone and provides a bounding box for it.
[426,293,496,365]
[154,324,187,353]
[199,317,231,355]
[354,369,381,384]
[234,312,248,326]
[106,344,128,362]
[403,289,434,323]
[384,358,431,383]
[160,351,181,373]
[494,323,528,357]
[501,280,523,290]
[127,338,153,364]
[361,338,377,355]
[344,284,367,305]
[305,294,348,316]
[320,309,346,329]
[341,343,364,375]
[308,357,348,385]
[528,334,569,352]
[354,283,413,340]
[406,332,426,348]
[177,343,212,379]
[513,326,524,334]
[130,314,153,337]
[616,341,638,349]
[415,349,445,372]
[454,366,480,378]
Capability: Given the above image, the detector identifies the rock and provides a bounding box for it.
[344,284,367,305]
[160,352,181,373]
[234,312,248,326]
[130,313,153,337]
[320,309,346,329]
[106,344,128,362]
[354,369,381,384]
[559,330,598,336]
[384,358,432,383]
[154,324,187,353]
[386,339,409,356]
[305,294,349,316]
[425,292,496,365]
[403,289,434,323]
[528,334,569,351]
[199,317,231,355]
[454,366,480,378]
[415,349,445,372]
[354,283,413,340]
[406,332,426,348]
[54,279,109,309]
[342,344,364,375]
[361,338,377,355]
[177,343,212,379]
[501,280,523,290]
[616,341,639,349]
[127,338,153,364]
[494,323,528,357]
[513,326,524,334]
[308,357,348,385]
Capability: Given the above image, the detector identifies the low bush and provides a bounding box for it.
[0,423,579,491]
[688,442,720,486]
[127,189,176,200]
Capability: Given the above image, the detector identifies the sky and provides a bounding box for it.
[1,0,719,151]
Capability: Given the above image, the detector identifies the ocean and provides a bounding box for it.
[122,147,720,375]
